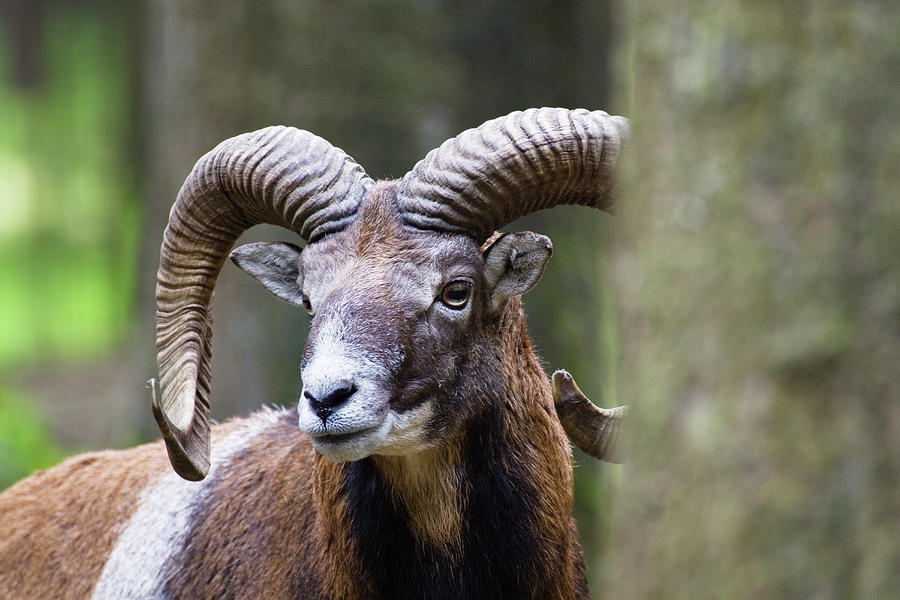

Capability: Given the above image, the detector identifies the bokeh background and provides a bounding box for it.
[1,1,898,597]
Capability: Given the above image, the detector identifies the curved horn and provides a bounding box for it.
[152,126,372,480]
[551,370,627,463]
[396,107,628,242]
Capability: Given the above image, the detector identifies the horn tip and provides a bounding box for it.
[608,115,630,140]
[551,369,584,405]
[149,378,210,481]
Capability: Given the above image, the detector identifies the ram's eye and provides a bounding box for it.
[301,293,313,315]
[440,280,473,309]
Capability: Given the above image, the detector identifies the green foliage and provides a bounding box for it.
[0,9,137,366]
[0,387,64,490]
[0,8,138,484]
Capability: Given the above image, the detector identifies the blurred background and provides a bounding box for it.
[1,0,897,597]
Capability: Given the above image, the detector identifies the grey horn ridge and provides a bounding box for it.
[397,107,629,242]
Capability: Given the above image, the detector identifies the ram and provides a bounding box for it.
[0,107,627,599]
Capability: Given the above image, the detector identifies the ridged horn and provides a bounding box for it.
[551,370,627,463]
[152,126,372,481]
[396,107,628,242]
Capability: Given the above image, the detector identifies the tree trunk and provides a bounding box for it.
[607,2,900,598]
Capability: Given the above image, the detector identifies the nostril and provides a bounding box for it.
[320,384,357,408]
[304,383,357,413]
[304,383,357,426]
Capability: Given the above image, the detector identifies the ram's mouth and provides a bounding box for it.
[311,426,379,445]
[306,423,386,463]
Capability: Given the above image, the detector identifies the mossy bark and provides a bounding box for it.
[607,2,900,598]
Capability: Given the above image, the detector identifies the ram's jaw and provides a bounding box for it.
[299,386,435,463]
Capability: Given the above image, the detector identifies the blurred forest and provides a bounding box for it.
[1,0,898,597]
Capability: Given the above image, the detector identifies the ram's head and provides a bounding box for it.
[149,108,628,480]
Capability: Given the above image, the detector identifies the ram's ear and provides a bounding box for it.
[230,242,305,305]
[483,231,552,311]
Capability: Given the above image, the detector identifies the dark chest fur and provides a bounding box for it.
[340,413,558,600]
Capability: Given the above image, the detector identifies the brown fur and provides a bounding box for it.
[160,414,328,599]
[0,442,167,598]
[495,301,580,598]
[0,329,586,599]
[372,447,465,551]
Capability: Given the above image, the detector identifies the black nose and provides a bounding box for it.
[304,383,356,423]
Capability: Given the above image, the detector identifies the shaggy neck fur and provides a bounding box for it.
[314,300,578,599]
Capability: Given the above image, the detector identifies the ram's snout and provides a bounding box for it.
[297,286,435,463]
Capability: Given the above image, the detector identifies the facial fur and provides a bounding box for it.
[285,183,488,462]
[231,180,553,467]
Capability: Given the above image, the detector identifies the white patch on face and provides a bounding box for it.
[299,314,434,463]
[374,401,436,456]
[89,410,280,600]
[309,401,436,463]
[299,318,395,427]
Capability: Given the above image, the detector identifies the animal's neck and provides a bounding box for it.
[310,306,578,598]
[314,362,577,597]
[371,447,464,552]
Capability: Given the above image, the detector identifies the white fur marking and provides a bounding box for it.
[89,411,279,599]
[299,315,397,440]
